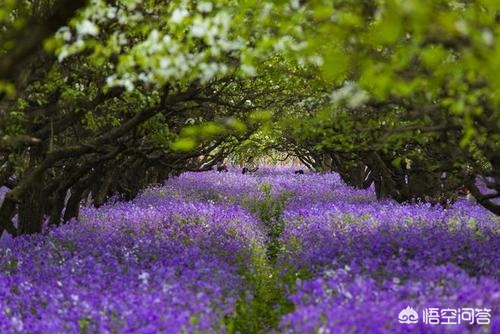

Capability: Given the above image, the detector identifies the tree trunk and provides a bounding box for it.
[92,172,114,207]
[0,194,18,236]
[18,180,45,234]
[48,186,67,226]
[63,185,85,223]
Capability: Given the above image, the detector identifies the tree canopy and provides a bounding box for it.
[1,0,499,236]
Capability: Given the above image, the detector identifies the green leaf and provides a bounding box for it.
[321,49,348,82]
[170,138,197,151]
[249,111,272,123]
[391,157,402,168]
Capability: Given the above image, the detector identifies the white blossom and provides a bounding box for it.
[330,81,369,108]
[129,12,144,21]
[308,55,324,66]
[347,90,369,108]
[218,38,244,52]
[71,294,80,305]
[190,17,210,38]
[199,62,219,82]
[260,3,273,20]
[289,0,300,10]
[149,29,160,42]
[482,29,494,46]
[123,79,134,92]
[106,75,116,87]
[118,14,128,24]
[173,54,190,74]
[11,317,23,332]
[106,7,117,19]
[138,271,150,285]
[124,0,139,11]
[117,33,128,46]
[57,48,70,62]
[241,64,256,76]
[455,19,468,35]
[159,57,171,69]
[138,72,153,83]
[56,27,72,42]
[171,8,189,23]
[76,20,99,37]
[213,12,231,32]
[198,2,213,13]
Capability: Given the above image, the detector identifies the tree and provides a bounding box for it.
[274,0,500,213]
[0,0,320,236]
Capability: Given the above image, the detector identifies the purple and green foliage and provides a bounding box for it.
[0,168,498,333]
[0,186,266,333]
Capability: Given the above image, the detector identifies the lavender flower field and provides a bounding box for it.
[0,168,498,333]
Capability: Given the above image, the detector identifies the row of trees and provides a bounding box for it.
[267,0,500,213]
[1,0,499,236]
[0,0,317,235]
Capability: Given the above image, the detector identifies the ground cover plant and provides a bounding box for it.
[1,1,500,332]
[0,168,498,333]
